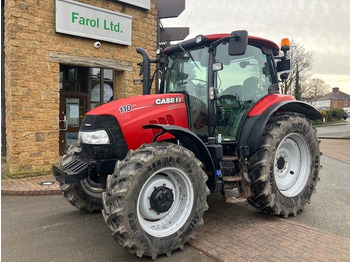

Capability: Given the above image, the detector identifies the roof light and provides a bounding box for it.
[281,38,290,51]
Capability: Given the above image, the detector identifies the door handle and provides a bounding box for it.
[59,116,68,131]
[63,115,68,131]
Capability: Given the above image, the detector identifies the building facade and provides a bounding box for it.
[311,87,350,110]
[3,0,158,177]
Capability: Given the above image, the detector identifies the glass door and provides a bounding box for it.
[59,95,87,155]
[59,65,115,155]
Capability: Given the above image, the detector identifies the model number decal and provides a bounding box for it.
[155,96,182,105]
[119,104,132,114]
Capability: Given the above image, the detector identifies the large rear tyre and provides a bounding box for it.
[247,113,321,217]
[102,143,209,259]
[60,143,104,212]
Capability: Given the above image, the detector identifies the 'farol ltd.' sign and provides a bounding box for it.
[55,0,132,45]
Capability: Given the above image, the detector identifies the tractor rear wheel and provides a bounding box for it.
[102,143,209,259]
[247,113,320,217]
[60,143,103,212]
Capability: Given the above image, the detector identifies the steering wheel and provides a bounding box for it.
[218,95,241,108]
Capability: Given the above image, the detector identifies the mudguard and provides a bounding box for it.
[143,124,215,174]
[238,99,322,159]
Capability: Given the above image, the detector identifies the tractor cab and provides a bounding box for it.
[158,31,283,144]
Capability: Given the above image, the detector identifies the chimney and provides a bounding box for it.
[332,87,339,92]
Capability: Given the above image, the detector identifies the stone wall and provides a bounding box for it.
[4,0,158,177]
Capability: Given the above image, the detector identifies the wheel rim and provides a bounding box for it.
[274,133,311,197]
[137,167,194,237]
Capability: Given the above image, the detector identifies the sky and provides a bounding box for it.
[161,0,350,95]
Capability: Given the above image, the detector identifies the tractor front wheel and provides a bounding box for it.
[60,143,104,212]
[247,113,321,217]
[102,143,209,259]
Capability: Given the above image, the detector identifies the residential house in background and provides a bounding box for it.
[310,87,350,110]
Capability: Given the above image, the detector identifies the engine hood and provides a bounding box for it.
[86,94,189,150]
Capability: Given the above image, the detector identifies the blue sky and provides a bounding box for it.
[161,0,350,94]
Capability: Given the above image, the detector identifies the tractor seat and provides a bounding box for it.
[241,76,259,101]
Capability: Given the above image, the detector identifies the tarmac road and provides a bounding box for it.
[316,123,350,138]
[1,195,215,262]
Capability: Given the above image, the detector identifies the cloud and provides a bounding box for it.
[161,0,350,89]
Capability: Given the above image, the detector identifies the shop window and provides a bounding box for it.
[59,66,115,110]
[60,65,88,93]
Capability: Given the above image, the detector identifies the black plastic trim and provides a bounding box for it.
[238,101,322,158]
[143,124,215,174]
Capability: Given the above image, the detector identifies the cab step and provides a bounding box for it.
[219,156,250,203]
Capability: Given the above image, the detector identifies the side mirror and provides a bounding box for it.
[228,30,248,56]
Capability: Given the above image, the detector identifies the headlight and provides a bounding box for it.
[79,130,110,144]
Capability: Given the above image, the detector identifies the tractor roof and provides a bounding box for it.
[165,33,280,56]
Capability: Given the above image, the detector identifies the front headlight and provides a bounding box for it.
[79,130,110,144]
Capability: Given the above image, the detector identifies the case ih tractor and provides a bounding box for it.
[53,31,321,259]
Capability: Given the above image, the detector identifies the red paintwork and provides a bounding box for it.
[248,94,295,117]
[205,33,280,51]
[87,94,188,150]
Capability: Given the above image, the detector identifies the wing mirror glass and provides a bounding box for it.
[228,30,248,56]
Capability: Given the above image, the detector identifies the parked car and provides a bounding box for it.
[343,107,350,119]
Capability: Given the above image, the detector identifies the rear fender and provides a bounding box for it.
[238,100,322,158]
[143,124,215,174]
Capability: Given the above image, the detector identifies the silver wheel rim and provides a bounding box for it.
[137,167,194,237]
[274,133,311,197]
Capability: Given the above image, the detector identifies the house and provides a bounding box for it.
[311,87,350,110]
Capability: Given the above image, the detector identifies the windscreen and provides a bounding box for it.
[215,44,274,141]
[162,47,209,135]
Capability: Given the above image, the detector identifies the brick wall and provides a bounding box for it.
[330,99,349,109]
[4,0,158,177]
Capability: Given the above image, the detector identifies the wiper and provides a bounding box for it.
[178,42,202,72]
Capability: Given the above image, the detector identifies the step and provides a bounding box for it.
[222,176,242,182]
[221,156,239,162]
[225,196,247,204]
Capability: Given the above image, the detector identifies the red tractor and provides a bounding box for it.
[53,31,321,259]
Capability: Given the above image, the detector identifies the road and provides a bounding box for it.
[2,123,349,261]
[316,123,350,138]
[2,154,350,261]
[1,195,214,262]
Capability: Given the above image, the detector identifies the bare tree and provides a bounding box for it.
[280,40,313,95]
[303,78,330,98]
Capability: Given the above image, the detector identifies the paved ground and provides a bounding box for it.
[2,136,350,261]
[319,138,350,163]
[2,195,215,262]
[189,193,350,262]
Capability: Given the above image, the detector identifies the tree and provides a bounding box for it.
[280,40,313,95]
[303,78,330,98]
[294,66,302,100]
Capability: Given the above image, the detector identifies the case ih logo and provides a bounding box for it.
[155,96,182,105]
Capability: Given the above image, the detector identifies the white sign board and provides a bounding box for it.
[55,0,132,45]
[117,0,150,10]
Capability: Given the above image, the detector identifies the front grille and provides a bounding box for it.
[80,115,128,160]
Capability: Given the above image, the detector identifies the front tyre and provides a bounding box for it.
[60,143,103,212]
[102,143,209,259]
[247,113,321,217]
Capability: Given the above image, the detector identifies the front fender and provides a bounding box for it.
[238,100,322,158]
[143,124,215,174]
